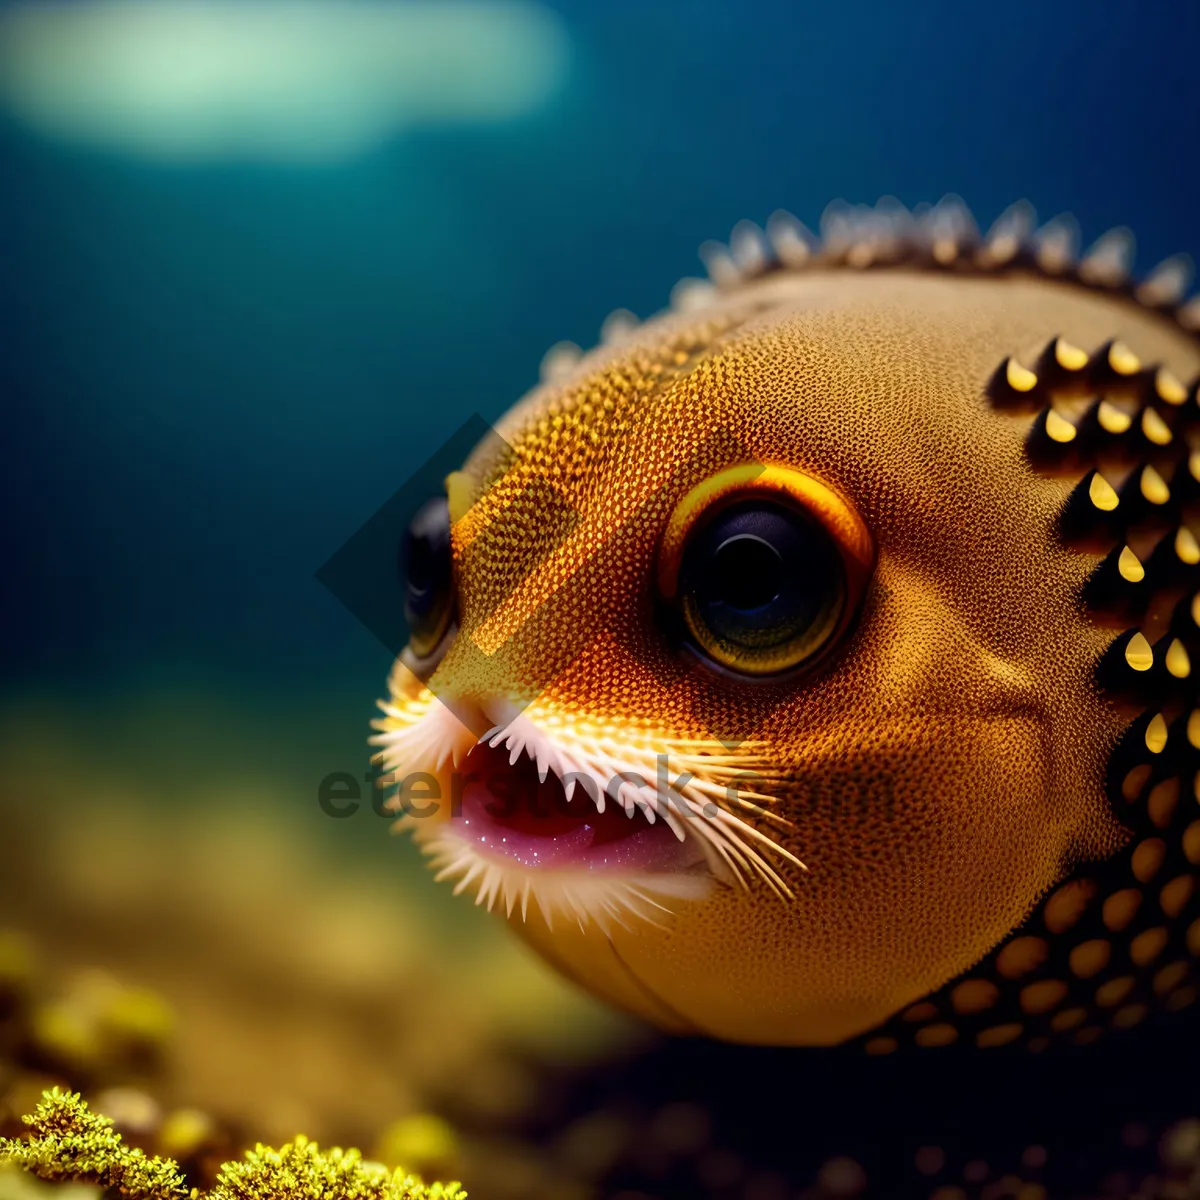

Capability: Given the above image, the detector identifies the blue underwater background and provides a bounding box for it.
[3,1,1200,1197]
[5,0,1200,726]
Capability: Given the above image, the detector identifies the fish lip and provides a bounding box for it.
[413,813,714,932]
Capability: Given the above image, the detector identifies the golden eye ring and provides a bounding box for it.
[657,463,874,677]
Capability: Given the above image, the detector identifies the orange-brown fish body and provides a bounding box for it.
[374,200,1200,1050]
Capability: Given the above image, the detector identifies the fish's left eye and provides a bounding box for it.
[401,497,455,659]
[658,464,874,676]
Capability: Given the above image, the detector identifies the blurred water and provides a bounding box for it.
[0,1,568,162]
[2,0,1199,763]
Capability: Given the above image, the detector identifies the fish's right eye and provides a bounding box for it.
[401,497,455,660]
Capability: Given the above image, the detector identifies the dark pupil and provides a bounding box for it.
[401,497,452,650]
[406,535,438,601]
[712,534,784,610]
[681,499,842,654]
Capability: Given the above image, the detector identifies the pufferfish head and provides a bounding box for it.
[373,198,1200,1049]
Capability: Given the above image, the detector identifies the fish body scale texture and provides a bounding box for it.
[411,267,1200,1045]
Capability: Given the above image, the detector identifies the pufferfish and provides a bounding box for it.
[371,196,1200,1052]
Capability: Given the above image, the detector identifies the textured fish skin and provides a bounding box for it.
[377,197,1200,1054]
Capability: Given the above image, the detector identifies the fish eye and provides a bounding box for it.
[401,496,455,659]
[680,500,842,671]
[658,464,874,676]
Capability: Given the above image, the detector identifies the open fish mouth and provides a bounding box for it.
[371,672,803,931]
[415,734,714,932]
[388,709,721,933]
[448,737,702,873]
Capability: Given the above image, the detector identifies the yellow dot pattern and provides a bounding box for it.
[851,328,1200,1052]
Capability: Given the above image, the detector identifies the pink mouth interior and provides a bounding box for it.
[454,741,690,872]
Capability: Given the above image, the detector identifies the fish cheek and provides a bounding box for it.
[519,716,1064,1046]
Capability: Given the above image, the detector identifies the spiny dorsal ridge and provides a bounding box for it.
[686,195,1199,343]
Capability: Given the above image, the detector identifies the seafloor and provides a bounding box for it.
[2,693,1198,1200]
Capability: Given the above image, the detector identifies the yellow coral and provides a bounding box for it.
[0,1090,186,1200]
[212,1136,465,1200]
[0,1092,465,1200]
